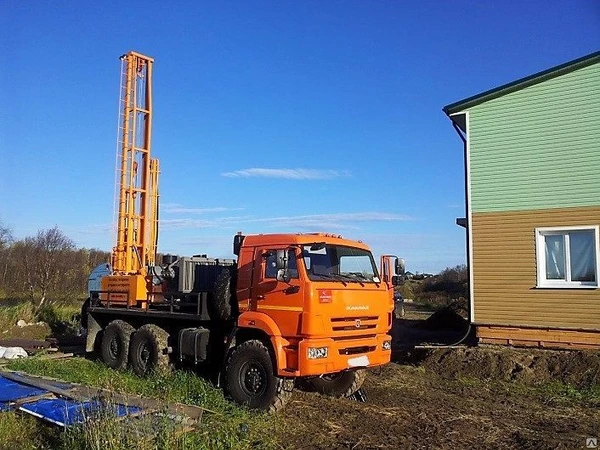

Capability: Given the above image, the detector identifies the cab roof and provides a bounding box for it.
[241,232,371,251]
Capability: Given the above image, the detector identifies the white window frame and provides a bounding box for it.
[535,225,600,289]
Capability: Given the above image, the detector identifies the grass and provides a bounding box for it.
[478,376,600,407]
[0,301,37,331]
[452,371,600,407]
[5,357,283,449]
[0,298,284,449]
[536,380,600,404]
[0,295,82,341]
[0,411,54,450]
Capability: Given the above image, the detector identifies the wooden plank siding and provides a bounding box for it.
[445,55,600,348]
[467,62,600,213]
[476,325,600,349]
[471,206,600,330]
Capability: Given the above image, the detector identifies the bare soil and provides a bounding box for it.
[275,346,600,449]
[275,304,599,450]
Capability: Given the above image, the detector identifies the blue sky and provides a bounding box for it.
[1,1,598,273]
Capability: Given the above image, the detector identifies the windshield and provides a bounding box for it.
[302,244,379,283]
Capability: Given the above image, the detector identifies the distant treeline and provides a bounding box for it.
[400,264,469,310]
[0,222,110,308]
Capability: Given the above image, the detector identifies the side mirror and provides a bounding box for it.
[275,249,291,283]
[275,249,288,270]
[392,275,404,286]
[395,258,405,276]
[276,269,291,283]
[233,232,245,256]
[393,258,406,286]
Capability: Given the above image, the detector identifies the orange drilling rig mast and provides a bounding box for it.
[101,51,159,306]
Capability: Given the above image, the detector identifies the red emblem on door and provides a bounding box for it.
[319,290,332,303]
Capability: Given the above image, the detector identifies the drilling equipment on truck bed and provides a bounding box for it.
[84,51,405,412]
[101,51,160,307]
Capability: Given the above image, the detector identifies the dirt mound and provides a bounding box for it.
[421,346,600,389]
[419,306,468,331]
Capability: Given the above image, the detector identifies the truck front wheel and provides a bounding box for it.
[101,320,135,371]
[129,324,171,376]
[224,339,293,412]
[305,369,366,398]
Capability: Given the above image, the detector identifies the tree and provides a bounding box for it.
[0,221,12,249]
[24,227,75,309]
[0,221,13,289]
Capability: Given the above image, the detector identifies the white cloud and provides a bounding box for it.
[160,217,243,230]
[249,212,411,227]
[160,211,412,231]
[162,204,242,215]
[221,168,351,180]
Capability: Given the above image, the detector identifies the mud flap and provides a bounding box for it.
[347,388,367,402]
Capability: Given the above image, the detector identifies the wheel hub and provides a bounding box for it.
[242,363,266,396]
[139,342,151,370]
[109,337,120,358]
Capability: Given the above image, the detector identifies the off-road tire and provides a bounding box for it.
[224,339,293,412]
[80,297,91,329]
[305,369,367,398]
[100,320,135,371]
[213,267,237,320]
[129,324,171,376]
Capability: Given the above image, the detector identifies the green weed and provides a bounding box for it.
[538,381,600,403]
[0,411,51,450]
[6,358,281,449]
[0,301,36,331]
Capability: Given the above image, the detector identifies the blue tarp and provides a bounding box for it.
[0,374,141,426]
[0,376,47,402]
[21,398,141,426]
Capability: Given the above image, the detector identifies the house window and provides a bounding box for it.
[535,226,599,288]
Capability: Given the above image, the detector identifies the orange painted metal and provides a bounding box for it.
[235,233,393,376]
[112,51,157,277]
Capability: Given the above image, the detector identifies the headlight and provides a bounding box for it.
[307,347,329,359]
[382,340,392,351]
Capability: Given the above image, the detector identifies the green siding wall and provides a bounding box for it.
[467,63,600,213]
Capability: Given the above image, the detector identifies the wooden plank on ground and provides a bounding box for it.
[69,386,210,420]
[0,369,212,421]
[0,339,53,349]
[0,371,90,402]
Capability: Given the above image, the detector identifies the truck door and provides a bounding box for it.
[251,247,303,337]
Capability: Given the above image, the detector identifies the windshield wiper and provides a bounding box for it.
[347,272,371,281]
[310,273,347,285]
[330,273,366,286]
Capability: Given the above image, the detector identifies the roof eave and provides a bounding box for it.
[442,50,600,116]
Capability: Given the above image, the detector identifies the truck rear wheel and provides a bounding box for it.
[129,324,171,376]
[224,339,293,412]
[305,369,366,398]
[101,320,135,371]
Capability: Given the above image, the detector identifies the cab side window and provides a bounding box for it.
[265,250,299,279]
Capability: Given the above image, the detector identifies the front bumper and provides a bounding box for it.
[297,334,392,376]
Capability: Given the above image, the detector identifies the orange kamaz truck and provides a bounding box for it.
[86,232,403,410]
[83,51,404,411]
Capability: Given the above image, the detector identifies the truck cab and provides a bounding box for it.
[232,233,401,381]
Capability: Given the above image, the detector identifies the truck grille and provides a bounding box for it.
[330,316,378,332]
